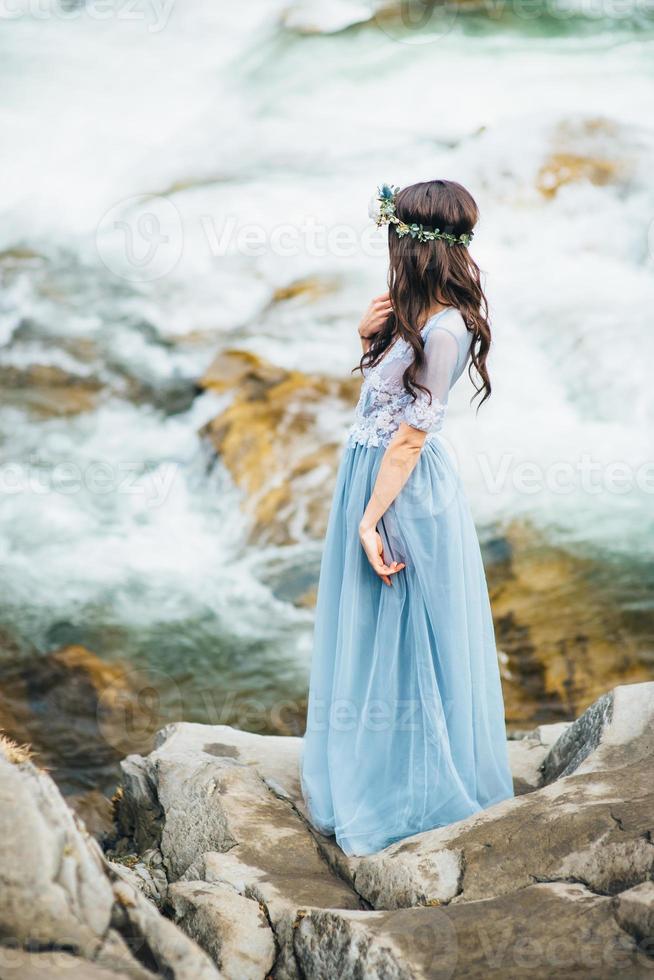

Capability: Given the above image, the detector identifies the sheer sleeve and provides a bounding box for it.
[403,327,460,433]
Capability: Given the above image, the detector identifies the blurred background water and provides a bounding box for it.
[0,0,653,814]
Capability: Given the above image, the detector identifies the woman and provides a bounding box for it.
[301,179,514,857]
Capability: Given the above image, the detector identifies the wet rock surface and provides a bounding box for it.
[485,522,654,726]
[0,644,164,805]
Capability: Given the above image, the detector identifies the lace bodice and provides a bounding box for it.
[347,308,472,449]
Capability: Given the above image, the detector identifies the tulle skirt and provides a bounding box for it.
[300,436,514,857]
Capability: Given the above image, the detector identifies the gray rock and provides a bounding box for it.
[614,881,654,947]
[540,682,654,783]
[541,690,614,782]
[109,877,221,980]
[117,723,362,979]
[91,928,158,980]
[119,750,237,881]
[294,908,426,980]
[168,880,275,980]
[115,754,165,854]
[155,721,303,804]
[553,838,654,896]
[0,948,132,979]
[507,721,571,794]
[0,744,114,958]
[351,842,464,911]
[0,737,222,980]
[108,849,168,907]
[294,881,648,979]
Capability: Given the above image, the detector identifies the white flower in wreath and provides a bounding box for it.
[368,193,382,223]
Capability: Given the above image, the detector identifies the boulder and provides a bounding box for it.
[115,722,362,979]
[0,735,221,979]
[536,117,631,198]
[0,363,102,417]
[3,314,197,417]
[614,881,654,949]
[108,878,220,980]
[486,522,652,727]
[540,682,654,782]
[507,721,570,795]
[114,683,654,977]
[199,349,359,546]
[167,880,275,980]
[3,680,646,977]
[294,881,649,979]
[0,948,133,979]
[0,644,164,802]
[153,722,304,802]
[0,737,115,958]
[116,684,654,913]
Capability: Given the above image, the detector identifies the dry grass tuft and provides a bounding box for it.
[0,731,34,765]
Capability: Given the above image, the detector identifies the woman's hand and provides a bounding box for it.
[358,523,405,587]
[358,292,392,349]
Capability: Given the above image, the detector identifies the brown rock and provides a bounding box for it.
[538,152,621,198]
[271,277,337,303]
[67,789,116,841]
[0,363,102,417]
[200,349,359,545]
[537,117,632,198]
[487,522,652,726]
[0,645,165,800]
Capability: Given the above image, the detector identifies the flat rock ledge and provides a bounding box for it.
[2,682,654,978]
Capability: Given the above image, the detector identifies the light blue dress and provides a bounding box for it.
[301,308,514,857]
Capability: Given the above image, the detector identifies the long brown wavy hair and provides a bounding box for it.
[359,179,491,406]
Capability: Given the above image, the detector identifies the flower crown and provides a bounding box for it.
[368,183,474,247]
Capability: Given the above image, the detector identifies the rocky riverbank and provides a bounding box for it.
[1,681,653,978]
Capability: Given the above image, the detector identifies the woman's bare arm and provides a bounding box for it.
[357,323,461,585]
[358,423,426,585]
